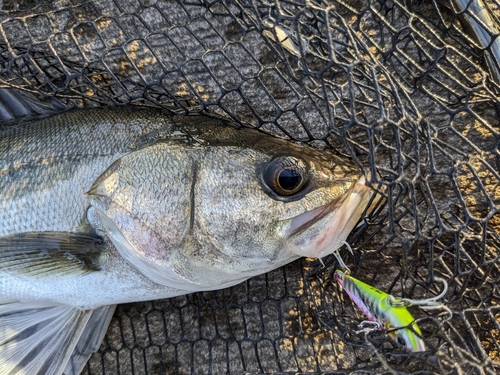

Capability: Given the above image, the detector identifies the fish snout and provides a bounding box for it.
[286,176,376,259]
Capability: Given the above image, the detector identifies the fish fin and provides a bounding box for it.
[0,302,92,375]
[0,232,103,277]
[63,305,116,375]
[0,89,69,123]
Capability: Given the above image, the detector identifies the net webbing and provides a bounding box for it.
[0,0,499,374]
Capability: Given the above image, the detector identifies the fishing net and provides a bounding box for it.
[0,0,499,374]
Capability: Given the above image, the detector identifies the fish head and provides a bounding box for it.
[269,149,374,259]
[87,122,376,289]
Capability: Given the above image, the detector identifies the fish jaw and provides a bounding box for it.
[285,176,375,259]
[335,270,426,352]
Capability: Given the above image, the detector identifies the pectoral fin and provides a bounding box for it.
[0,302,92,375]
[0,232,102,277]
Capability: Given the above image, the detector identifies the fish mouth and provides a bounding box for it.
[286,176,374,258]
[286,195,348,240]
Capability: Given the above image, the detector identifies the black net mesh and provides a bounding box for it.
[0,0,499,374]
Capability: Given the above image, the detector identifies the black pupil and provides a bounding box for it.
[278,168,302,191]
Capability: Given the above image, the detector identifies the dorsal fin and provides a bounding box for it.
[0,89,69,123]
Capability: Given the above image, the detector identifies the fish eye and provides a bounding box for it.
[263,156,309,197]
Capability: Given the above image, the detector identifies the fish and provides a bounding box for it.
[452,0,500,83]
[0,103,375,375]
[334,270,426,352]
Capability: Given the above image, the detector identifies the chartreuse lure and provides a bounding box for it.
[334,270,426,352]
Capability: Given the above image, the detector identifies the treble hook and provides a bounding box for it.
[328,240,353,274]
[356,320,382,334]
[388,277,453,321]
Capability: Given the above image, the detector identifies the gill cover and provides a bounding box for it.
[85,140,295,292]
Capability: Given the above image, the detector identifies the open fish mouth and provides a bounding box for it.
[286,176,375,258]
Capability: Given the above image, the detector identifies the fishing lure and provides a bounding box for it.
[334,270,426,352]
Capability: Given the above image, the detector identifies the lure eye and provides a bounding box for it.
[263,156,309,197]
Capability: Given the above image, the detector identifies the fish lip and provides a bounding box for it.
[315,178,372,258]
[286,176,374,259]
[285,194,348,239]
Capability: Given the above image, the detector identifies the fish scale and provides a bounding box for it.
[0,104,374,375]
[0,109,165,236]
